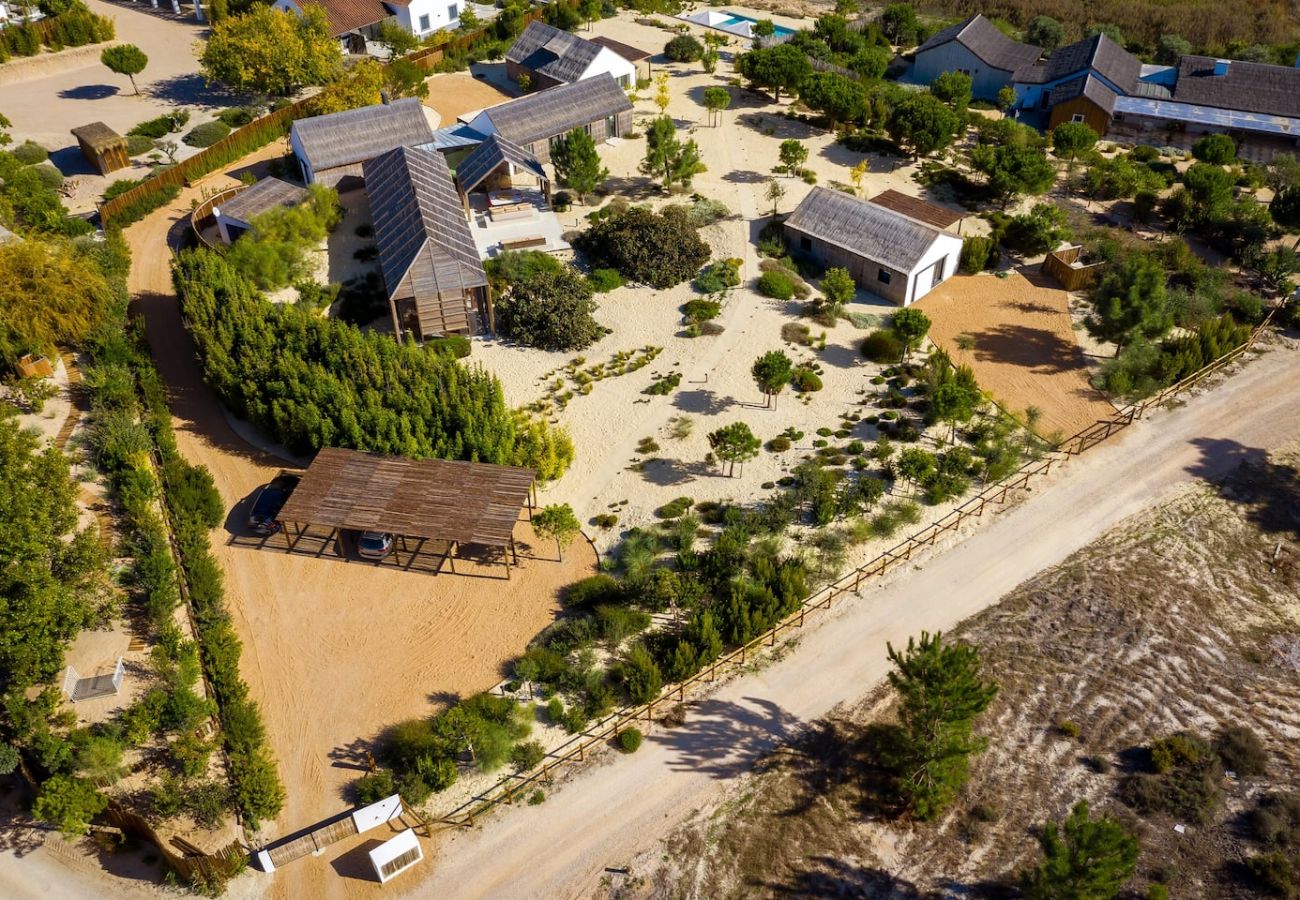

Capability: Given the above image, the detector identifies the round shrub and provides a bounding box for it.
[425,334,471,358]
[182,120,232,148]
[757,270,795,300]
[565,574,625,609]
[618,727,643,753]
[664,34,704,62]
[12,140,48,165]
[33,163,63,190]
[125,134,154,156]
[587,267,624,292]
[574,206,709,289]
[767,436,792,452]
[862,329,903,363]
[792,368,822,392]
[592,513,619,529]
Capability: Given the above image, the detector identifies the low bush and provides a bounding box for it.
[1216,724,1268,776]
[862,329,903,363]
[791,367,822,392]
[596,605,651,644]
[125,134,154,156]
[182,121,232,148]
[128,112,187,140]
[757,269,795,300]
[1249,793,1300,848]
[425,334,471,359]
[1120,731,1223,824]
[215,105,260,128]
[565,574,625,609]
[767,436,792,452]
[960,235,998,273]
[592,513,618,528]
[618,727,643,753]
[643,372,681,395]
[682,298,722,323]
[587,267,624,292]
[694,258,741,294]
[655,496,694,519]
[510,740,546,771]
[12,141,49,165]
[664,34,704,62]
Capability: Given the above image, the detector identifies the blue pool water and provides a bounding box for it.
[721,11,796,38]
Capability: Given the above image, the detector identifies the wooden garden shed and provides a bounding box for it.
[71,122,130,176]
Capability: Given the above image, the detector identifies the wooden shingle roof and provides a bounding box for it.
[478,74,632,147]
[786,187,949,273]
[506,20,603,84]
[278,447,535,546]
[868,189,964,230]
[71,121,126,151]
[455,133,547,195]
[217,177,310,226]
[292,98,435,173]
[916,14,1041,73]
[1171,56,1300,118]
[363,145,487,334]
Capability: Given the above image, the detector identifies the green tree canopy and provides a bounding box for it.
[532,504,581,560]
[777,138,809,176]
[574,205,709,289]
[850,45,891,79]
[100,43,147,95]
[1269,185,1300,249]
[664,34,704,62]
[891,307,931,360]
[0,237,116,370]
[996,85,1018,112]
[495,266,603,351]
[0,411,109,695]
[751,350,794,407]
[708,422,761,476]
[200,5,341,95]
[1155,33,1191,65]
[1089,254,1173,351]
[1182,162,1236,221]
[702,86,731,126]
[1051,122,1099,166]
[887,92,961,158]
[879,3,919,45]
[32,775,108,835]
[1024,15,1064,51]
[930,70,972,117]
[819,266,856,317]
[736,44,812,102]
[1021,800,1139,900]
[798,72,867,128]
[1191,133,1236,165]
[224,184,340,290]
[552,127,608,203]
[884,631,998,819]
[971,142,1058,207]
[642,117,706,191]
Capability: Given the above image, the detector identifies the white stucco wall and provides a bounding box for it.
[905,232,964,304]
[580,46,637,89]
[396,0,460,36]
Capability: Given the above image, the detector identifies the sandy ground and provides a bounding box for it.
[916,269,1118,439]
[415,336,1300,899]
[121,149,596,900]
[423,68,516,122]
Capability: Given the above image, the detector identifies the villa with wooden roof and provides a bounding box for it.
[784,188,964,307]
[362,145,492,339]
[505,20,638,91]
[290,97,436,187]
[465,73,633,164]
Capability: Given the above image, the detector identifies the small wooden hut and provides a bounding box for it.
[71,122,130,176]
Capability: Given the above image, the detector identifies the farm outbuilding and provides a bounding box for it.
[71,122,130,176]
[590,35,652,82]
[273,448,537,577]
[785,187,964,307]
[465,74,633,164]
[290,98,437,187]
[211,177,310,244]
[363,144,492,338]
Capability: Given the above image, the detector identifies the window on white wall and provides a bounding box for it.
[448,3,458,19]
[418,13,430,30]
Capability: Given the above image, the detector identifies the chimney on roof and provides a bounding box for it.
[1212,59,1230,76]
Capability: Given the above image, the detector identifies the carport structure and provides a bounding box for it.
[273,448,537,578]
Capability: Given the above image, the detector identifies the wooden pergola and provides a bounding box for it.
[273,448,537,578]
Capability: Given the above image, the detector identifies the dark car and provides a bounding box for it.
[356,531,394,561]
[247,475,299,535]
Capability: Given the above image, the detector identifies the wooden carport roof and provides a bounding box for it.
[278,448,534,547]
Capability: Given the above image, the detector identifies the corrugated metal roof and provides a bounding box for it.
[506,21,603,84]
[362,146,487,330]
[455,133,547,195]
[1113,95,1300,136]
[424,123,489,151]
[915,14,1041,73]
[785,187,949,273]
[478,73,632,147]
[292,98,436,173]
[217,177,310,225]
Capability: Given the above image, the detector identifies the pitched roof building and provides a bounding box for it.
[290,98,437,187]
[213,177,311,244]
[784,187,964,307]
[911,14,1041,100]
[505,21,637,90]
[466,74,633,163]
[362,145,491,338]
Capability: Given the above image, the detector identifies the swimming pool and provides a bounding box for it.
[719,11,796,38]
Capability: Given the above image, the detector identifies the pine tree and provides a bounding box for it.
[751,350,793,408]
[707,422,760,476]
[551,127,608,204]
[1021,800,1139,900]
[885,631,998,819]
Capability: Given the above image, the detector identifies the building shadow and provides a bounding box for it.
[328,838,384,882]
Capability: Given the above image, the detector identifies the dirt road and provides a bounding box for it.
[418,339,1300,900]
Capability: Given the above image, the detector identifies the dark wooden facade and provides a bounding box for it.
[71,122,129,176]
[1047,95,1112,135]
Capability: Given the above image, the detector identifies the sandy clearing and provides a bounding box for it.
[916,270,1117,439]
[417,337,1300,900]
[122,150,597,900]
[423,70,516,123]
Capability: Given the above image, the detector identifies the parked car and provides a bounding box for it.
[247,475,299,535]
[356,531,394,560]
